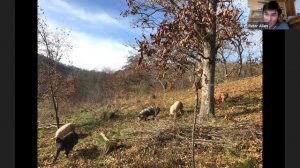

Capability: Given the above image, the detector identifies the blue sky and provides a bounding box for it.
[38,0,263,71]
[38,0,143,71]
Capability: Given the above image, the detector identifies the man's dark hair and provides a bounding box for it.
[263,1,282,15]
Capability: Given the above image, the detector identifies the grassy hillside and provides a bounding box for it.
[38,75,262,168]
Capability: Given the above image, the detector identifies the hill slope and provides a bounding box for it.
[38,75,262,168]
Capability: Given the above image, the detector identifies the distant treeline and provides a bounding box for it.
[38,54,262,105]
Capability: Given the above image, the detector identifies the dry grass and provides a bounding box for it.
[38,75,262,168]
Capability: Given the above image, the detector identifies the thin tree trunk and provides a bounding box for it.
[237,45,243,77]
[223,59,228,80]
[51,84,60,128]
[192,88,199,168]
[248,54,253,76]
[219,48,230,81]
[158,80,167,108]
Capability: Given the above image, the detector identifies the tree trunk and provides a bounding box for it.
[222,58,228,80]
[158,80,167,108]
[198,0,217,121]
[199,52,216,120]
[51,84,60,128]
[54,98,59,129]
[219,48,230,81]
[237,46,243,77]
[248,54,253,76]
[192,88,199,168]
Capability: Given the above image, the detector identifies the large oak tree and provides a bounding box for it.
[122,0,246,120]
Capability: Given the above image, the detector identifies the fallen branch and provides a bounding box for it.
[100,132,110,141]
[100,132,118,155]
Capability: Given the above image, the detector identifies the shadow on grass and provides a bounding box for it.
[217,107,261,119]
[231,108,260,117]
[74,145,101,160]
[217,95,262,108]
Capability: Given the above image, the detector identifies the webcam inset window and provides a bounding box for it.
[248,0,300,30]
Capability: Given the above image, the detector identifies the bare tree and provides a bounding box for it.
[217,41,236,80]
[38,8,75,128]
[228,31,252,77]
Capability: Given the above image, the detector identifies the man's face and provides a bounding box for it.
[263,10,279,28]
